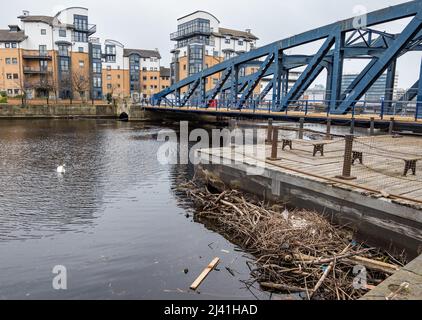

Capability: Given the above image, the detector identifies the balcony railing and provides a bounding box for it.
[174,39,215,49]
[23,66,53,74]
[72,23,97,36]
[22,51,52,60]
[170,27,211,41]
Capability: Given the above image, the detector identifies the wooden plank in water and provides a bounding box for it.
[190,258,220,291]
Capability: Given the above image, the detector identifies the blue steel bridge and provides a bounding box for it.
[151,0,422,121]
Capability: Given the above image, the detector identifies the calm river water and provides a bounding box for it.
[0,119,273,300]
[0,118,372,300]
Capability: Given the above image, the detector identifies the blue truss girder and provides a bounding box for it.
[180,79,200,107]
[257,81,274,103]
[334,12,422,114]
[206,67,232,102]
[280,35,336,110]
[152,0,422,117]
[237,53,275,109]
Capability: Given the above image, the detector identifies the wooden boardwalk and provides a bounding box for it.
[200,135,422,208]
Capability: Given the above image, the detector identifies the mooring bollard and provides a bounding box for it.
[267,118,273,143]
[336,134,357,180]
[370,117,375,136]
[299,118,305,140]
[326,118,332,140]
[350,118,355,134]
[267,127,281,161]
[389,117,395,135]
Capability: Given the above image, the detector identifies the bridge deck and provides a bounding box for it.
[144,106,421,127]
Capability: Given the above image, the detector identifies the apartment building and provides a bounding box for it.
[0,7,171,102]
[170,11,259,95]
[101,41,170,101]
[0,7,100,100]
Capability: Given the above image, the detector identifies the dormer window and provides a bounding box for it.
[225,38,231,44]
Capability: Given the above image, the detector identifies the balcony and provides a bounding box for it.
[72,23,97,36]
[170,26,211,41]
[23,67,53,74]
[174,39,215,49]
[22,51,52,60]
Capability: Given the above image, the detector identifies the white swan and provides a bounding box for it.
[56,165,66,174]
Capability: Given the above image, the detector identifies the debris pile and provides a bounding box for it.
[177,178,405,300]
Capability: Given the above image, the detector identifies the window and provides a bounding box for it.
[14,89,19,95]
[59,29,66,37]
[5,58,11,64]
[238,40,244,46]
[107,66,111,71]
[142,67,147,71]
[58,45,69,56]
[74,32,87,43]
[117,84,121,88]
[117,75,121,79]
[93,62,101,73]
[5,43,10,48]
[40,61,48,71]
[41,29,47,35]
[143,76,147,81]
[79,60,84,68]
[39,45,47,56]
[183,64,186,70]
[78,47,84,53]
[93,76,101,87]
[74,15,88,31]
[12,58,17,64]
[107,84,112,89]
[11,43,17,48]
[92,47,101,59]
[7,89,13,95]
[6,74,12,80]
[60,59,69,72]
[225,38,231,44]
[13,74,18,79]
[107,75,112,80]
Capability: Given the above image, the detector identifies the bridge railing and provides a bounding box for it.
[151,98,421,120]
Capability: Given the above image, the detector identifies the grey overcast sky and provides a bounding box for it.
[1,0,420,88]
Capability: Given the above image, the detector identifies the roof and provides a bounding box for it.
[214,27,258,41]
[177,11,220,23]
[19,15,57,26]
[160,67,171,77]
[123,49,161,59]
[0,29,27,42]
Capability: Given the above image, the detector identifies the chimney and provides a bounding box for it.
[245,29,251,34]
[22,10,30,17]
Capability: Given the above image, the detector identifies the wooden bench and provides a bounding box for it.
[282,139,337,157]
[350,149,422,176]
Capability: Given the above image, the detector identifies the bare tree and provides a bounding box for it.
[59,73,73,104]
[72,70,90,103]
[14,79,35,106]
